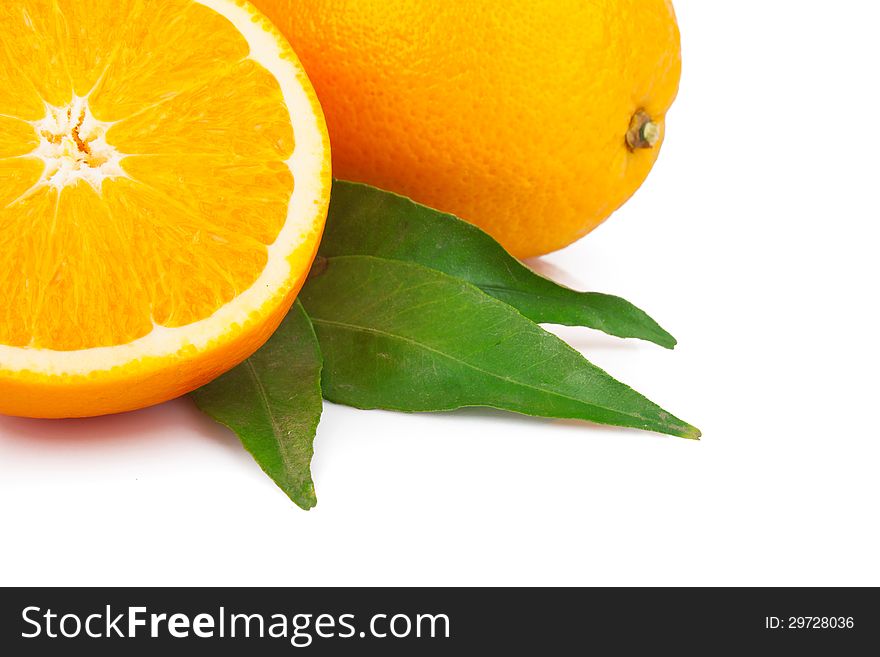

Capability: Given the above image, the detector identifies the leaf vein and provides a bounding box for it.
[310,317,658,425]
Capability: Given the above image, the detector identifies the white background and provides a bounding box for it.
[1,1,878,586]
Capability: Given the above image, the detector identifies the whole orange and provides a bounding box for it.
[254,0,681,257]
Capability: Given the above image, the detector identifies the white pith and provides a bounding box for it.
[0,0,328,377]
[29,96,128,193]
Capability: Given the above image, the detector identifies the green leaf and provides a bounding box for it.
[318,180,676,349]
[191,301,324,510]
[301,256,700,439]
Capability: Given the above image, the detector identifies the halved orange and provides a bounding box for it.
[0,0,331,418]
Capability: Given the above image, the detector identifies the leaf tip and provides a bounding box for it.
[646,325,677,350]
[290,488,318,511]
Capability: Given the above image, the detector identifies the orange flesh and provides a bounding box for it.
[0,0,296,351]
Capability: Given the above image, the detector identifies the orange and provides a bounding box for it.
[254,0,681,258]
[0,0,331,418]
